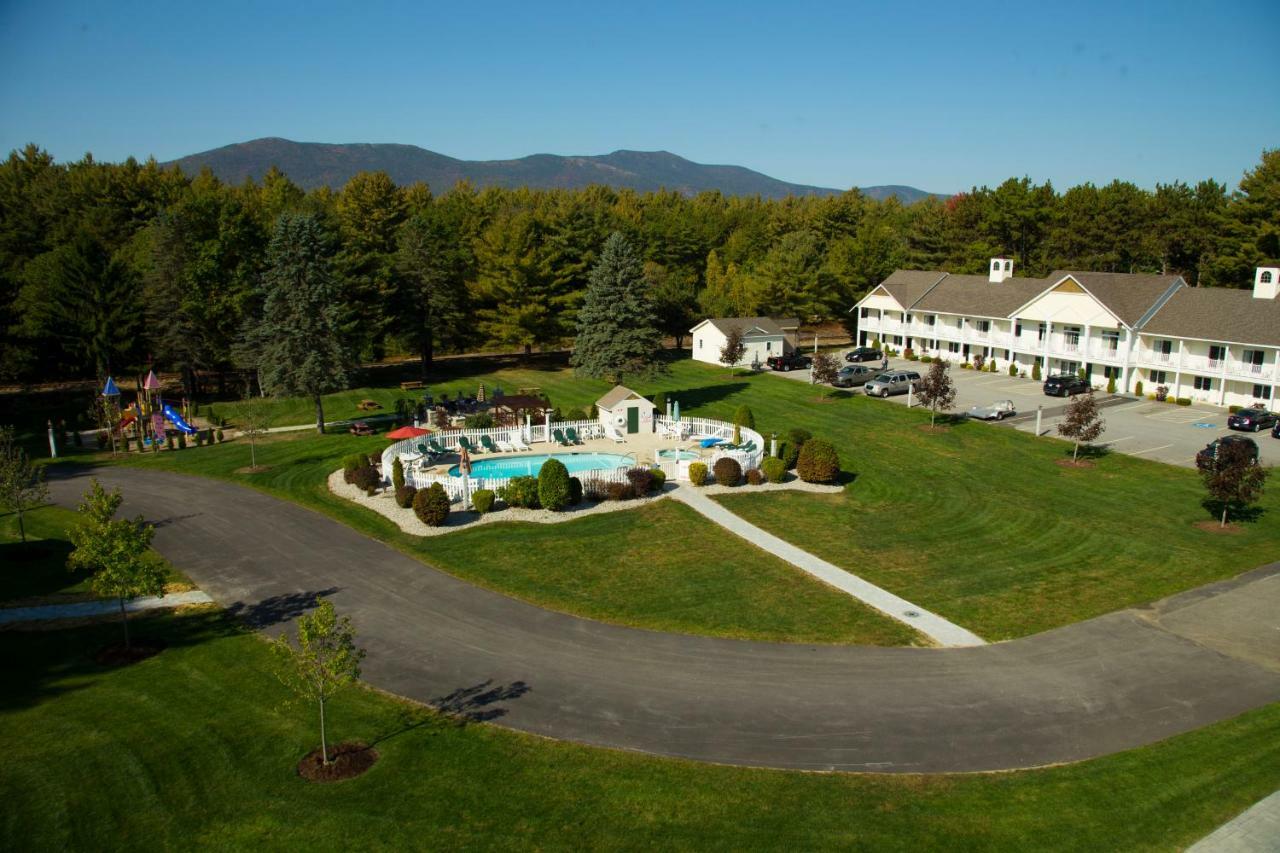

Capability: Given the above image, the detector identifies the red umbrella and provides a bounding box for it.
[385,425,430,440]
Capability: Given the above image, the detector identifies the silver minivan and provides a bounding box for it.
[864,370,921,397]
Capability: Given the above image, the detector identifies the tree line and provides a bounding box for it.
[2,143,1276,389]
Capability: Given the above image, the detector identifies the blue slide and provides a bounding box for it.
[161,403,198,434]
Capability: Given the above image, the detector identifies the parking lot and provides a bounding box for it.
[769,355,1280,469]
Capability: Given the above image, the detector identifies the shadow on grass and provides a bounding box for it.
[0,537,84,602]
[1199,500,1266,525]
[1076,443,1115,460]
[431,679,532,723]
[225,588,342,629]
[665,383,751,411]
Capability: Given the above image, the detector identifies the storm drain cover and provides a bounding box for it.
[903,610,921,618]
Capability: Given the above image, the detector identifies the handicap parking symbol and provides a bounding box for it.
[1192,422,1216,429]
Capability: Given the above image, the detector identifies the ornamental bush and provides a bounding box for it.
[1106,375,1117,394]
[920,354,933,363]
[649,469,666,491]
[688,462,708,486]
[1009,362,1019,377]
[472,488,495,515]
[786,427,812,449]
[733,405,755,432]
[1176,397,1192,406]
[1032,362,1042,381]
[713,456,742,487]
[413,482,451,526]
[582,479,609,502]
[762,456,786,483]
[746,468,764,485]
[343,453,369,483]
[392,457,405,490]
[651,391,667,416]
[797,438,840,484]
[568,477,583,506]
[625,466,653,495]
[394,484,416,508]
[538,458,571,511]
[777,441,800,470]
[352,465,381,495]
[1134,380,1144,397]
[605,481,634,501]
[499,476,541,509]
[463,412,495,429]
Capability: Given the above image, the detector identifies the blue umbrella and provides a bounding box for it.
[673,400,680,422]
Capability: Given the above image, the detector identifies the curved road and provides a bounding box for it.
[49,467,1280,773]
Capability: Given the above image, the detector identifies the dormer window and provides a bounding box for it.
[1264,271,1274,284]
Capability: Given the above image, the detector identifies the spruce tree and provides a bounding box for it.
[571,232,663,383]
[257,214,352,434]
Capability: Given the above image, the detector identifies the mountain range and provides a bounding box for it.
[163,138,941,202]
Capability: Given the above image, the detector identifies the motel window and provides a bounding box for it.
[975,320,990,333]
[1193,376,1213,392]
[1102,365,1121,379]
[1102,330,1119,351]
[1253,385,1271,400]
[860,307,870,318]
[1037,323,1046,342]
[926,315,936,326]
[948,341,960,354]
[698,338,702,349]
[1208,345,1226,362]
[1150,370,1167,384]
[766,342,771,351]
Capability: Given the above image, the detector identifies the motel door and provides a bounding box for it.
[627,407,639,434]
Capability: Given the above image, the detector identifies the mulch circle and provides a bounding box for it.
[1054,459,1095,469]
[297,742,379,782]
[1193,520,1241,535]
[94,642,165,666]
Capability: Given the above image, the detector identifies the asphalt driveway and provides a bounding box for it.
[45,465,1280,773]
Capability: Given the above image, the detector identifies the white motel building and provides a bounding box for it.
[852,261,1280,409]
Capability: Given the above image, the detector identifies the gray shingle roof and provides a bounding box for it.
[876,270,948,310]
[595,385,646,409]
[1143,287,1280,347]
[698,317,789,337]
[1058,272,1183,328]
[914,274,1053,317]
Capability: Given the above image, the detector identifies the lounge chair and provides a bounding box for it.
[551,428,572,447]
[428,439,448,456]
[458,436,482,454]
[565,427,584,445]
[480,435,503,453]
[602,423,626,443]
[509,431,531,452]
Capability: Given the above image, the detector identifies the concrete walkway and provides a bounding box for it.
[670,486,986,647]
[1189,791,1280,852]
[0,590,213,625]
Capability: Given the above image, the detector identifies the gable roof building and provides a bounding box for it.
[689,316,797,367]
[852,261,1280,409]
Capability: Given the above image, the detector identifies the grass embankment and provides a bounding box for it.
[2,612,1278,850]
[79,428,919,646]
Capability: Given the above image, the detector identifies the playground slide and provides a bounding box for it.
[161,404,198,434]
[117,413,137,431]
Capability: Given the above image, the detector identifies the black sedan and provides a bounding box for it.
[1227,407,1278,432]
[845,346,882,363]
[1196,434,1259,467]
[832,364,875,388]
[1042,373,1092,397]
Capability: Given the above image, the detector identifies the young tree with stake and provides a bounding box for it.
[0,425,49,545]
[1057,390,1105,462]
[236,396,274,469]
[1197,440,1267,527]
[914,359,957,427]
[273,598,366,766]
[719,325,746,375]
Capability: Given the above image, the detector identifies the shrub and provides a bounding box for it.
[762,456,786,483]
[1106,376,1117,394]
[713,456,742,487]
[1078,368,1087,380]
[688,461,708,486]
[567,477,583,506]
[777,441,801,470]
[920,354,933,363]
[463,412,495,429]
[625,466,654,495]
[1155,384,1170,402]
[392,457,405,490]
[903,348,916,360]
[499,476,540,509]
[413,482,451,526]
[651,391,667,416]
[648,468,665,491]
[606,481,634,501]
[1229,405,1242,414]
[961,362,972,370]
[1032,362,1042,381]
[746,468,764,485]
[733,405,755,432]
[394,484,417,508]
[1009,362,1019,377]
[538,458,571,511]
[1176,397,1192,406]
[972,353,985,371]
[582,479,609,502]
[472,488,495,515]
[343,454,366,483]
[352,465,380,495]
[786,427,812,449]
[797,438,840,484]
[1134,380,1144,397]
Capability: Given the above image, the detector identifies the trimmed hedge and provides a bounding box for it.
[733,405,755,431]
[413,482,451,526]
[649,469,666,491]
[606,481,634,501]
[713,456,742,487]
[1176,397,1192,406]
[745,468,764,485]
[625,467,654,495]
[762,456,786,484]
[777,441,801,470]
[499,476,540,509]
[392,457,405,490]
[351,465,381,495]
[472,489,495,515]
[688,462,708,486]
[568,477,583,506]
[394,484,417,508]
[797,438,840,484]
[538,458,571,511]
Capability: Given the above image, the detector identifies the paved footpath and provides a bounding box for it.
[0,590,213,624]
[45,466,1280,773]
[670,487,985,647]
[1189,791,1280,852]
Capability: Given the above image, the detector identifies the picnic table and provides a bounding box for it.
[399,381,424,391]
[349,421,376,436]
[356,399,383,412]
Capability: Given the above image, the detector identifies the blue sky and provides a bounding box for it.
[1,0,1277,193]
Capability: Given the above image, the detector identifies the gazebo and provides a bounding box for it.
[491,394,553,428]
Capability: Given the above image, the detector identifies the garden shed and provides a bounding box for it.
[595,385,654,435]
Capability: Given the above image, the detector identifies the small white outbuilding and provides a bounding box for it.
[689,317,797,366]
[595,385,653,435]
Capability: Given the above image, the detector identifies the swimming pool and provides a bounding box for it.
[656,448,701,461]
[449,452,633,478]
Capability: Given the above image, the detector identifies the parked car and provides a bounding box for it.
[845,346,883,363]
[864,370,921,398]
[348,421,376,436]
[832,364,874,388]
[1273,420,1280,439]
[1195,435,1259,467]
[766,352,812,372]
[1042,373,1092,397]
[1227,407,1278,433]
[967,400,1017,421]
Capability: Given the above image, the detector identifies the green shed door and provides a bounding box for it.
[626,406,639,434]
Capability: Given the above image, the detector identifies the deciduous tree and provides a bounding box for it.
[914,359,956,427]
[1057,390,1105,461]
[1197,440,1267,527]
[811,352,839,390]
[719,324,746,375]
[236,396,274,469]
[0,425,48,543]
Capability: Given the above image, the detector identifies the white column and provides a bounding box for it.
[1120,329,1135,392]
[1174,339,1185,397]
[1218,345,1230,406]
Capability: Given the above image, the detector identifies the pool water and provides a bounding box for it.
[657,449,701,461]
[450,452,633,478]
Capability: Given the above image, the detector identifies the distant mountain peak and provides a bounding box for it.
[163,138,943,202]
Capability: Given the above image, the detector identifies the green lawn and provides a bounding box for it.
[2,611,1278,851]
[76,428,919,646]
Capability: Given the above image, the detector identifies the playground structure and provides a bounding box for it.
[103,370,198,450]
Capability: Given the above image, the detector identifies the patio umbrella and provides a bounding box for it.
[673,400,680,422]
[385,425,430,440]
[477,383,486,403]
[458,445,473,510]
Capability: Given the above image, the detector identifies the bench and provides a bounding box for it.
[399,381,425,391]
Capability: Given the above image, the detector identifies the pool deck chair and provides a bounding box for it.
[565,427,584,445]
[602,423,626,443]
[480,435,503,453]
[428,439,448,457]
[509,432,531,452]
[551,428,572,446]
[458,436,482,454]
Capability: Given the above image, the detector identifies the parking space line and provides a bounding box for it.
[1101,436,1135,445]
[1128,444,1174,456]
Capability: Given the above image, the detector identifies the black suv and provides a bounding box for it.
[832,364,874,388]
[845,346,882,363]
[766,352,812,372]
[1227,408,1278,433]
[1196,435,1259,468]
[1042,374,1092,397]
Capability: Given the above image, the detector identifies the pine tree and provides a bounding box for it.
[257,214,352,433]
[571,232,664,383]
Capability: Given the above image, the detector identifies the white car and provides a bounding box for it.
[967,400,1017,420]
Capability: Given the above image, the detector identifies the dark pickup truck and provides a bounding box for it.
[766,352,813,372]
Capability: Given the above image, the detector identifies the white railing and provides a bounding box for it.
[1087,344,1123,361]
[1139,350,1175,365]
